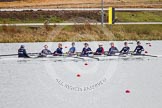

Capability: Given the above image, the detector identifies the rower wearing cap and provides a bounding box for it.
[120,42,130,55]
[134,41,144,55]
[53,43,63,56]
[68,42,76,56]
[94,43,104,55]
[39,45,52,57]
[108,42,119,56]
[18,45,30,58]
[81,43,92,56]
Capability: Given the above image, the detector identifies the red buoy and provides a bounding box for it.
[125,90,131,94]
[77,74,81,77]
[84,63,88,66]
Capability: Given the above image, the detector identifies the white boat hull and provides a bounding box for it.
[0,55,159,62]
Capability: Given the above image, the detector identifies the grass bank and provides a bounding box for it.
[0,24,162,43]
[0,11,162,23]
[116,12,162,22]
[1,10,161,43]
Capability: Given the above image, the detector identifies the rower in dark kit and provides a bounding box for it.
[133,41,144,55]
[120,42,130,55]
[39,45,52,57]
[18,45,30,58]
[108,42,119,56]
[53,43,63,56]
[94,43,104,55]
[68,42,76,56]
[81,43,92,56]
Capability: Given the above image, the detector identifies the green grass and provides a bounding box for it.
[116,12,162,22]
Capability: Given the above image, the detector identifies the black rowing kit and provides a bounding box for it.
[18,48,30,58]
[120,46,130,54]
[134,45,144,55]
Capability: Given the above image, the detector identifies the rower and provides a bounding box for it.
[120,42,130,55]
[108,42,119,56]
[81,43,92,56]
[68,42,76,56]
[53,43,63,56]
[18,45,30,58]
[94,43,104,55]
[133,41,144,55]
[39,45,52,57]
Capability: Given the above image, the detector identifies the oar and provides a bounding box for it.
[87,56,100,61]
[131,53,158,58]
[0,53,39,57]
[28,53,40,55]
[142,54,158,58]
[0,54,18,57]
[73,56,85,60]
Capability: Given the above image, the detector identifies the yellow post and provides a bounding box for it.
[109,7,113,24]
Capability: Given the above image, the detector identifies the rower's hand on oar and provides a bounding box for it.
[129,51,135,55]
[86,51,91,53]
[104,51,108,55]
[116,50,120,53]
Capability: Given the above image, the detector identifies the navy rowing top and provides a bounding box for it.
[41,49,52,55]
[108,47,119,55]
[96,47,104,54]
[18,48,29,58]
[81,47,92,56]
[120,46,130,54]
[54,48,63,54]
[134,45,144,54]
